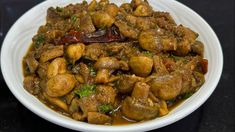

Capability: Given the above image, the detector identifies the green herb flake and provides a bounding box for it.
[56,7,63,12]
[89,65,96,76]
[71,15,78,23]
[182,92,193,99]
[74,84,96,98]
[34,34,45,49]
[170,54,182,61]
[142,51,154,58]
[98,104,113,113]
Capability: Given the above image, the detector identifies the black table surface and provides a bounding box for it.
[0,0,234,132]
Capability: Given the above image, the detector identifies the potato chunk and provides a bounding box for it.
[46,74,77,97]
[40,45,64,63]
[87,112,111,124]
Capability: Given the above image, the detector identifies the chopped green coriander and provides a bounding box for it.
[142,51,154,58]
[82,0,88,5]
[74,84,96,98]
[71,15,78,23]
[182,92,193,99]
[34,34,45,49]
[56,7,63,12]
[170,54,182,61]
[98,104,113,113]
[88,65,96,76]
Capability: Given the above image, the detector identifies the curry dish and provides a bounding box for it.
[23,0,208,125]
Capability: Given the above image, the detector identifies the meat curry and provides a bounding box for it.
[23,0,208,125]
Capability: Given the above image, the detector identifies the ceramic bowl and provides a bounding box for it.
[1,0,223,131]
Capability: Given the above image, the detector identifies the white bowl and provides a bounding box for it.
[1,0,223,131]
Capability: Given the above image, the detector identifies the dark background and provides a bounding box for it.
[0,0,234,132]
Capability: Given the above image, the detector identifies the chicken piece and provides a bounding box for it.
[149,72,182,100]
[191,40,204,57]
[131,0,142,8]
[152,55,168,74]
[176,25,198,44]
[69,98,80,113]
[198,59,208,74]
[87,112,112,124]
[179,69,194,94]
[24,52,39,74]
[46,30,64,42]
[193,71,205,88]
[94,57,120,70]
[80,15,96,33]
[78,96,98,115]
[79,63,90,83]
[116,75,144,93]
[92,11,115,29]
[98,0,109,8]
[94,57,122,83]
[96,85,116,104]
[139,30,177,53]
[114,20,139,39]
[121,97,159,121]
[44,94,68,112]
[75,74,85,84]
[158,99,169,116]
[131,82,150,99]
[125,14,137,25]
[46,7,63,24]
[37,63,49,79]
[162,57,176,72]
[138,30,162,52]
[95,69,110,84]
[120,3,133,13]
[129,56,153,77]
[88,0,97,11]
[47,58,67,78]
[174,25,198,56]
[23,75,40,95]
[72,112,86,121]
[65,91,76,105]
[46,74,77,97]
[161,36,177,51]
[136,17,156,30]
[153,11,176,25]
[175,39,191,56]
[84,43,107,61]
[94,57,129,71]
[39,45,64,63]
[66,43,85,64]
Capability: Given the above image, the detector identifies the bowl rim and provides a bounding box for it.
[0,0,223,131]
